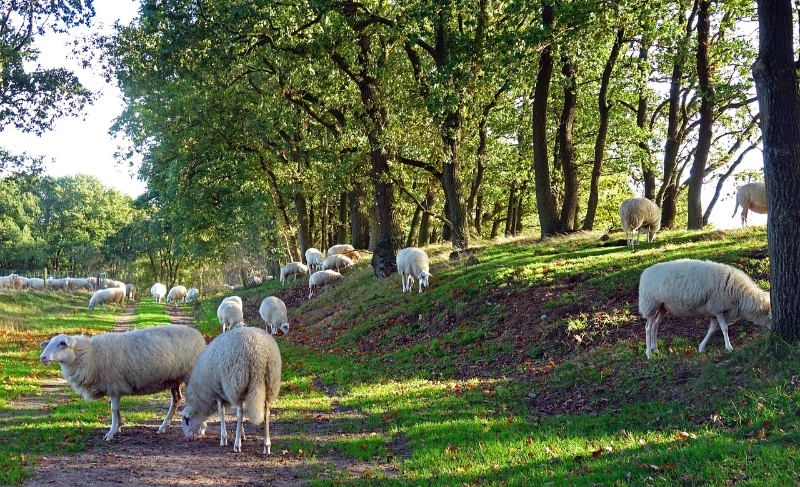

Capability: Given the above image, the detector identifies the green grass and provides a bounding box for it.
[3,226,800,485]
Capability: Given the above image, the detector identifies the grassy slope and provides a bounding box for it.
[226,227,797,486]
[2,226,798,485]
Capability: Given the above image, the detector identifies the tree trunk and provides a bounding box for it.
[687,0,714,229]
[584,27,624,230]
[442,200,452,243]
[294,191,310,258]
[406,207,421,247]
[321,196,329,253]
[368,203,379,252]
[531,1,569,237]
[349,182,368,249]
[753,0,800,343]
[558,54,579,229]
[418,186,435,247]
[337,192,348,244]
[658,1,697,229]
[505,182,517,236]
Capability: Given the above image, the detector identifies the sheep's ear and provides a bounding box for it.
[39,340,50,349]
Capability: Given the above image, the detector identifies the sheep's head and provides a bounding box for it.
[39,334,77,366]
[181,407,208,441]
[418,271,432,292]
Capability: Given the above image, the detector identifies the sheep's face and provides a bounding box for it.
[757,312,773,330]
[39,334,77,366]
[419,272,432,291]
[182,407,208,441]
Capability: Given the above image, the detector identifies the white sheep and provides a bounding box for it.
[305,248,324,272]
[125,284,137,301]
[185,287,200,303]
[327,244,355,255]
[88,288,126,311]
[732,182,767,226]
[0,274,14,289]
[217,298,245,332]
[308,270,343,299]
[106,279,127,290]
[222,295,242,306]
[639,258,772,359]
[166,285,188,305]
[151,282,167,303]
[280,262,309,286]
[47,277,72,291]
[27,277,45,291]
[396,247,432,293]
[619,197,661,251]
[71,278,94,292]
[39,324,206,441]
[259,296,290,335]
[322,254,354,274]
[181,326,282,454]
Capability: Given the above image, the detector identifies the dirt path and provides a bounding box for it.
[18,302,402,486]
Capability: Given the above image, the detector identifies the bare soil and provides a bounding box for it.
[19,302,401,487]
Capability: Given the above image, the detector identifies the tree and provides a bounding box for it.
[0,0,95,172]
[752,0,800,342]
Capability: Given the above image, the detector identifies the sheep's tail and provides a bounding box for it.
[731,200,740,218]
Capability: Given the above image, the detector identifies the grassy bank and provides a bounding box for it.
[2,226,799,485]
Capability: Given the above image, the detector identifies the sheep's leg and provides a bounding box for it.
[263,406,271,454]
[105,396,122,441]
[217,400,228,447]
[645,308,668,358]
[698,318,720,353]
[233,405,244,453]
[741,207,749,226]
[157,386,182,433]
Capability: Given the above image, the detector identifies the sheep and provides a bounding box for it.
[151,282,167,303]
[106,279,127,290]
[166,285,188,305]
[27,277,45,291]
[732,182,767,226]
[71,278,94,292]
[305,248,324,272]
[88,288,126,311]
[13,275,29,290]
[222,295,242,306]
[619,197,661,251]
[280,262,309,286]
[47,277,72,291]
[39,324,206,441]
[321,254,354,274]
[639,258,772,359]
[259,296,290,335]
[217,298,245,332]
[0,274,12,289]
[342,249,362,262]
[125,283,137,301]
[181,326,281,454]
[396,247,432,293]
[185,287,200,303]
[327,244,355,256]
[308,270,342,299]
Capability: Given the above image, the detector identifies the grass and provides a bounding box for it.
[2,226,800,485]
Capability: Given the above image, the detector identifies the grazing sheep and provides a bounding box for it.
[308,270,342,299]
[166,285,188,305]
[40,325,206,441]
[27,277,45,291]
[88,288,126,311]
[639,258,772,359]
[327,244,355,256]
[342,249,362,262]
[181,326,282,454]
[151,282,167,303]
[217,299,245,332]
[279,262,309,286]
[47,277,72,291]
[106,279,127,290]
[396,247,432,293]
[0,274,13,289]
[732,182,767,226]
[222,295,242,306]
[125,284,137,301]
[322,254,354,274]
[305,248,324,272]
[259,296,290,335]
[619,197,661,251]
[185,287,200,303]
[71,278,94,292]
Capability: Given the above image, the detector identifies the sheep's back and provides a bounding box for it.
[65,325,205,400]
[396,247,429,275]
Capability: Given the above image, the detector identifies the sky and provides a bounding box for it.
[0,1,145,197]
[0,1,767,230]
